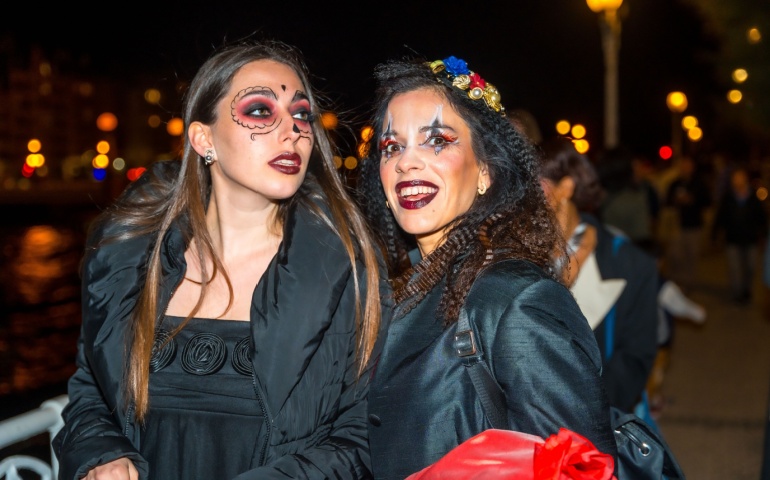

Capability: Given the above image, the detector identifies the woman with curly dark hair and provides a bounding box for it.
[356,55,616,479]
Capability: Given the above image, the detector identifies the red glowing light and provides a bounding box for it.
[126,167,147,181]
[659,146,673,160]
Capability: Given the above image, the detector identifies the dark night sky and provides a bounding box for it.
[6,0,718,159]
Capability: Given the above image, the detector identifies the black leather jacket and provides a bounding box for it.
[367,259,616,480]
[53,162,391,479]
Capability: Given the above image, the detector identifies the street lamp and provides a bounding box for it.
[587,0,623,150]
[666,91,688,160]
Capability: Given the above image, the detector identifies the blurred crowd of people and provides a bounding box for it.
[512,107,770,423]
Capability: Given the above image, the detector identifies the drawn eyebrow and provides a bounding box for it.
[291,90,309,103]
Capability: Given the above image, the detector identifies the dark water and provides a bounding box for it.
[1,205,98,420]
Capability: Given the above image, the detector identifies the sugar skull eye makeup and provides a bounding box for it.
[230,86,314,141]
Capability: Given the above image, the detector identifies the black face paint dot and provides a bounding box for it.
[281,85,286,91]
[293,124,300,133]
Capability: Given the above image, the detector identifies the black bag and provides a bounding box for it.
[612,407,686,479]
[453,308,686,479]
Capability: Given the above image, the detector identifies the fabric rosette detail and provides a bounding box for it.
[231,337,253,376]
[149,329,177,372]
[180,332,227,375]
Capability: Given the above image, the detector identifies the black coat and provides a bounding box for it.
[53,163,391,480]
[367,259,616,480]
[581,213,659,413]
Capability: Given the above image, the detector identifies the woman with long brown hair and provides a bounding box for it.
[53,39,389,480]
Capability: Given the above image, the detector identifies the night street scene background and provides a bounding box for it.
[2,0,770,477]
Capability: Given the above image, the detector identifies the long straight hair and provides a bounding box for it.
[91,39,383,423]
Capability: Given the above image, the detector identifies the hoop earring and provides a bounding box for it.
[204,150,215,166]
[477,182,487,195]
[385,200,390,209]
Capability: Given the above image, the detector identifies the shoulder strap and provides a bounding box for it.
[454,309,508,429]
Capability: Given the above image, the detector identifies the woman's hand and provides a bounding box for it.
[81,458,138,480]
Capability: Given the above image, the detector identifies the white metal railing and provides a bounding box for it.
[0,395,68,480]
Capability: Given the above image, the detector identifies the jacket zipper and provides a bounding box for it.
[252,374,271,465]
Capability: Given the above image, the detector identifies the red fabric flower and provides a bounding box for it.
[405,428,616,480]
[469,72,486,90]
[534,428,616,480]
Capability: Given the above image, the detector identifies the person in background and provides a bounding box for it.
[711,166,768,304]
[664,155,712,293]
[538,136,658,418]
[596,145,706,416]
[53,39,389,480]
[356,55,616,480]
[596,146,660,256]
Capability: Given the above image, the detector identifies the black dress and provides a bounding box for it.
[141,316,262,480]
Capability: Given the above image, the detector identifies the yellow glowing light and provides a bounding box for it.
[144,89,162,105]
[25,153,45,167]
[27,139,42,153]
[586,0,623,13]
[344,156,358,170]
[167,117,184,136]
[112,158,126,171]
[757,187,768,201]
[357,142,370,159]
[360,125,374,142]
[573,139,590,154]
[687,127,702,142]
[148,115,162,128]
[96,112,118,132]
[556,120,571,135]
[681,116,698,130]
[666,92,688,112]
[320,112,338,130]
[333,156,342,169]
[571,124,586,139]
[732,69,748,83]
[92,154,110,169]
[748,27,762,44]
[727,90,743,104]
[96,140,110,154]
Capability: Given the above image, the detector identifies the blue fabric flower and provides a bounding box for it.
[443,56,469,76]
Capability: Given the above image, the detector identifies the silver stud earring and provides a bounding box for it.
[204,150,214,166]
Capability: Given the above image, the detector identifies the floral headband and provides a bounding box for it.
[428,56,505,115]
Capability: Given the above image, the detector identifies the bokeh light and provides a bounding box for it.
[659,146,673,160]
[27,139,42,153]
[555,120,571,135]
[573,139,590,154]
[666,91,688,112]
[96,112,118,132]
[571,124,586,139]
[92,168,107,181]
[732,69,748,83]
[344,156,358,170]
[144,88,161,105]
[727,89,743,103]
[167,117,184,136]
[687,127,703,142]
[320,112,338,130]
[747,27,762,44]
[681,115,698,130]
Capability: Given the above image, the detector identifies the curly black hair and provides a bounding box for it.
[356,56,566,324]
